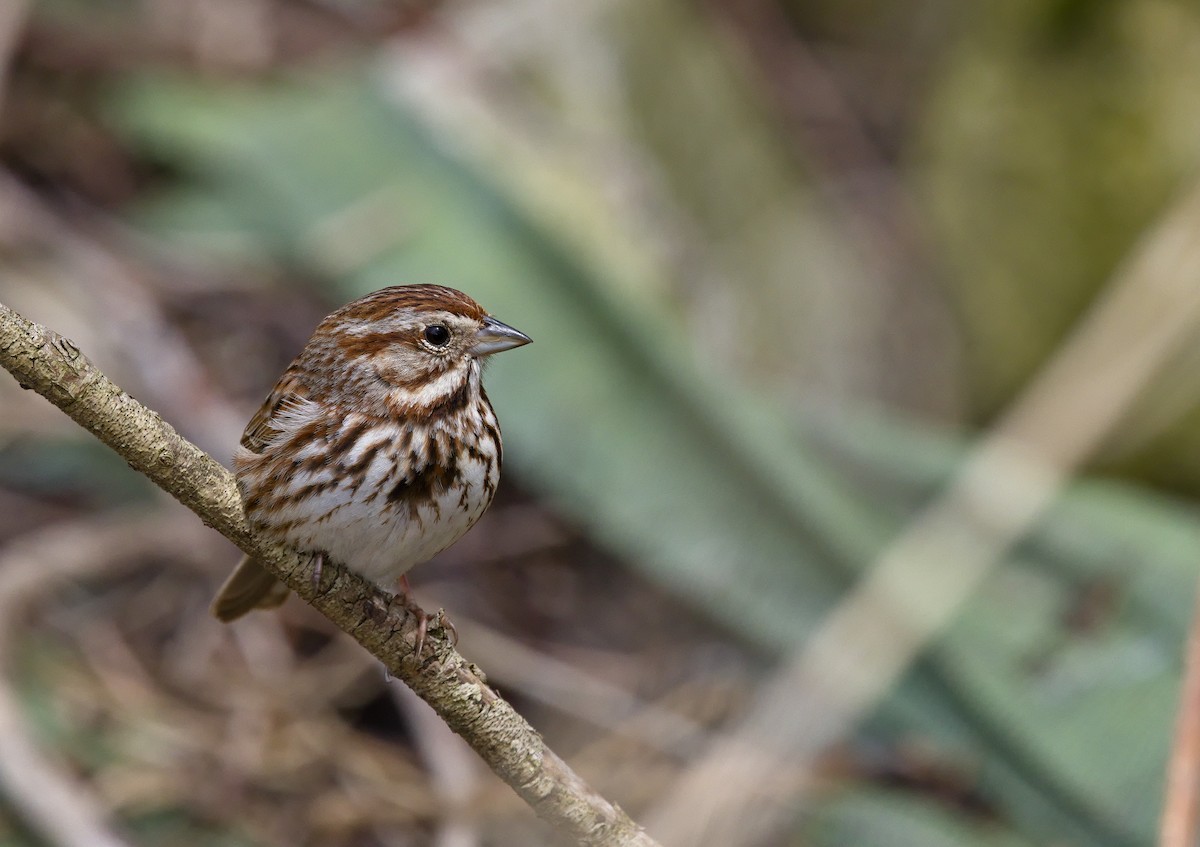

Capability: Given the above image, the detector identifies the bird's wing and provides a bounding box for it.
[240,378,322,454]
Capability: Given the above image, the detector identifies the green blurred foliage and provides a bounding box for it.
[0,440,156,508]
[809,787,1037,847]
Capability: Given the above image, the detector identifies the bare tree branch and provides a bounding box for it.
[0,299,659,847]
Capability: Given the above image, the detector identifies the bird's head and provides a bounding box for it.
[304,284,531,414]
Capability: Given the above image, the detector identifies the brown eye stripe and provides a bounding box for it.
[335,330,414,359]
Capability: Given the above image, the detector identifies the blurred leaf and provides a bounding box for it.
[805,786,1037,847]
[0,438,157,507]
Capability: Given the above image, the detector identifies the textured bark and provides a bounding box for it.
[0,299,659,847]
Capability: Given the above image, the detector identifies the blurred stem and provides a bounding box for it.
[1160,579,1200,847]
[0,300,660,847]
[0,0,27,123]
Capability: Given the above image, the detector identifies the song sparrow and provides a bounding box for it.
[211,285,531,638]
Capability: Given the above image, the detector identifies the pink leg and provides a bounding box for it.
[395,576,458,656]
[310,551,325,591]
[397,575,429,658]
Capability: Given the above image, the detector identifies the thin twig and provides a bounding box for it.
[1160,580,1200,847]
[0,300,659,847]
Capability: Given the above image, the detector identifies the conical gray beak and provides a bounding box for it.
[470,316,532,356]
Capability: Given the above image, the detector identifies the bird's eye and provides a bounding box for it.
[423,324,451,347]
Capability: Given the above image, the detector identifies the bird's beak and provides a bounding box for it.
[470,316,532,357]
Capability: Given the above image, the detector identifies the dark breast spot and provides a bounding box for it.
[386,447,460,515]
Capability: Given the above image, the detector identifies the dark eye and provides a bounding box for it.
[423,324,451,347]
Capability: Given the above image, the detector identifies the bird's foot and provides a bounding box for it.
[396,575,457,659]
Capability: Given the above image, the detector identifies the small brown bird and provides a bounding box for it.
[211,285,531,634]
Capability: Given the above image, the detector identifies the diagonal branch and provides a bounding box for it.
[0,299,659,847]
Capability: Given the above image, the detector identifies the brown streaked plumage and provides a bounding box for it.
[211,284,531,627]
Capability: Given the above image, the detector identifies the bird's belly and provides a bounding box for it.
[250,435,497,588]
[306,491,486,586]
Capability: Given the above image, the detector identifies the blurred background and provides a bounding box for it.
[2,0,1200,845]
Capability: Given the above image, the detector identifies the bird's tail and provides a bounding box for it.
[210,555,291,621]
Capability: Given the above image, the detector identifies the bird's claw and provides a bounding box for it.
[394,576,456,661]
[310,551,325,592]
